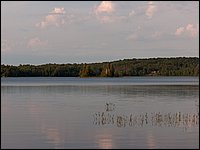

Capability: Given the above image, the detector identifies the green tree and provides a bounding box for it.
[79,64,92,77]
[101,63,114,77]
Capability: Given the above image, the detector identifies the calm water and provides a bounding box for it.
[1,77,199,149]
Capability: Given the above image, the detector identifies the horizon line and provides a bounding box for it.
[1,56,199,66]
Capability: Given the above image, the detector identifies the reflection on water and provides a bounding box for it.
[1,77,199,149]
[1,85,198,102]
[28,101,64,149]
[93,102,199,130]
[96,133,114,149]
[93,110,199,130]
[146,131,156,149]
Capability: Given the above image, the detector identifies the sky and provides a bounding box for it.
[1,1,199,65]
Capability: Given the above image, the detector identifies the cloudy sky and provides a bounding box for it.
[1,1,199,65]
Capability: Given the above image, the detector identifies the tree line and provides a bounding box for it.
[1,57,199,77]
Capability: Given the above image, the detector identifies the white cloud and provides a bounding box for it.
[175,24,198,38]
[94,1,116,23]
[36,7,66,28]
[146,1,157,19]
[1,40,12,52]
[27,37,48,48]
[52,7,66,14]
[148,1,153,5]
[186,24,198,37]
[129,10,135,17]
[175,27,185,36]
[95,1,115,14]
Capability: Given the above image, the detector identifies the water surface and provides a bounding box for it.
[1,77,199,149]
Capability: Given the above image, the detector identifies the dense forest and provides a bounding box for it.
[1,57,199,77]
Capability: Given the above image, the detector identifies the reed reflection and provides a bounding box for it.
[93,103,199,130]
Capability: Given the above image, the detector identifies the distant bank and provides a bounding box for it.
[1,57,199,77]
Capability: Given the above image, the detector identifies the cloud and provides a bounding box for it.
[148,1,153,5]
[94,1,116,23]
[95,1,115,14]
[27,37,48,48]
[1,40,12,52]
[186,24,198,37]
[36,7,66,28]
[175,27,185,36]
[128,10,135,17]
[175,24,198,38]
[146,1,157,19]
[52,7,65,14]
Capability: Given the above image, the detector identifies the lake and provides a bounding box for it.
[1,77,199,149]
